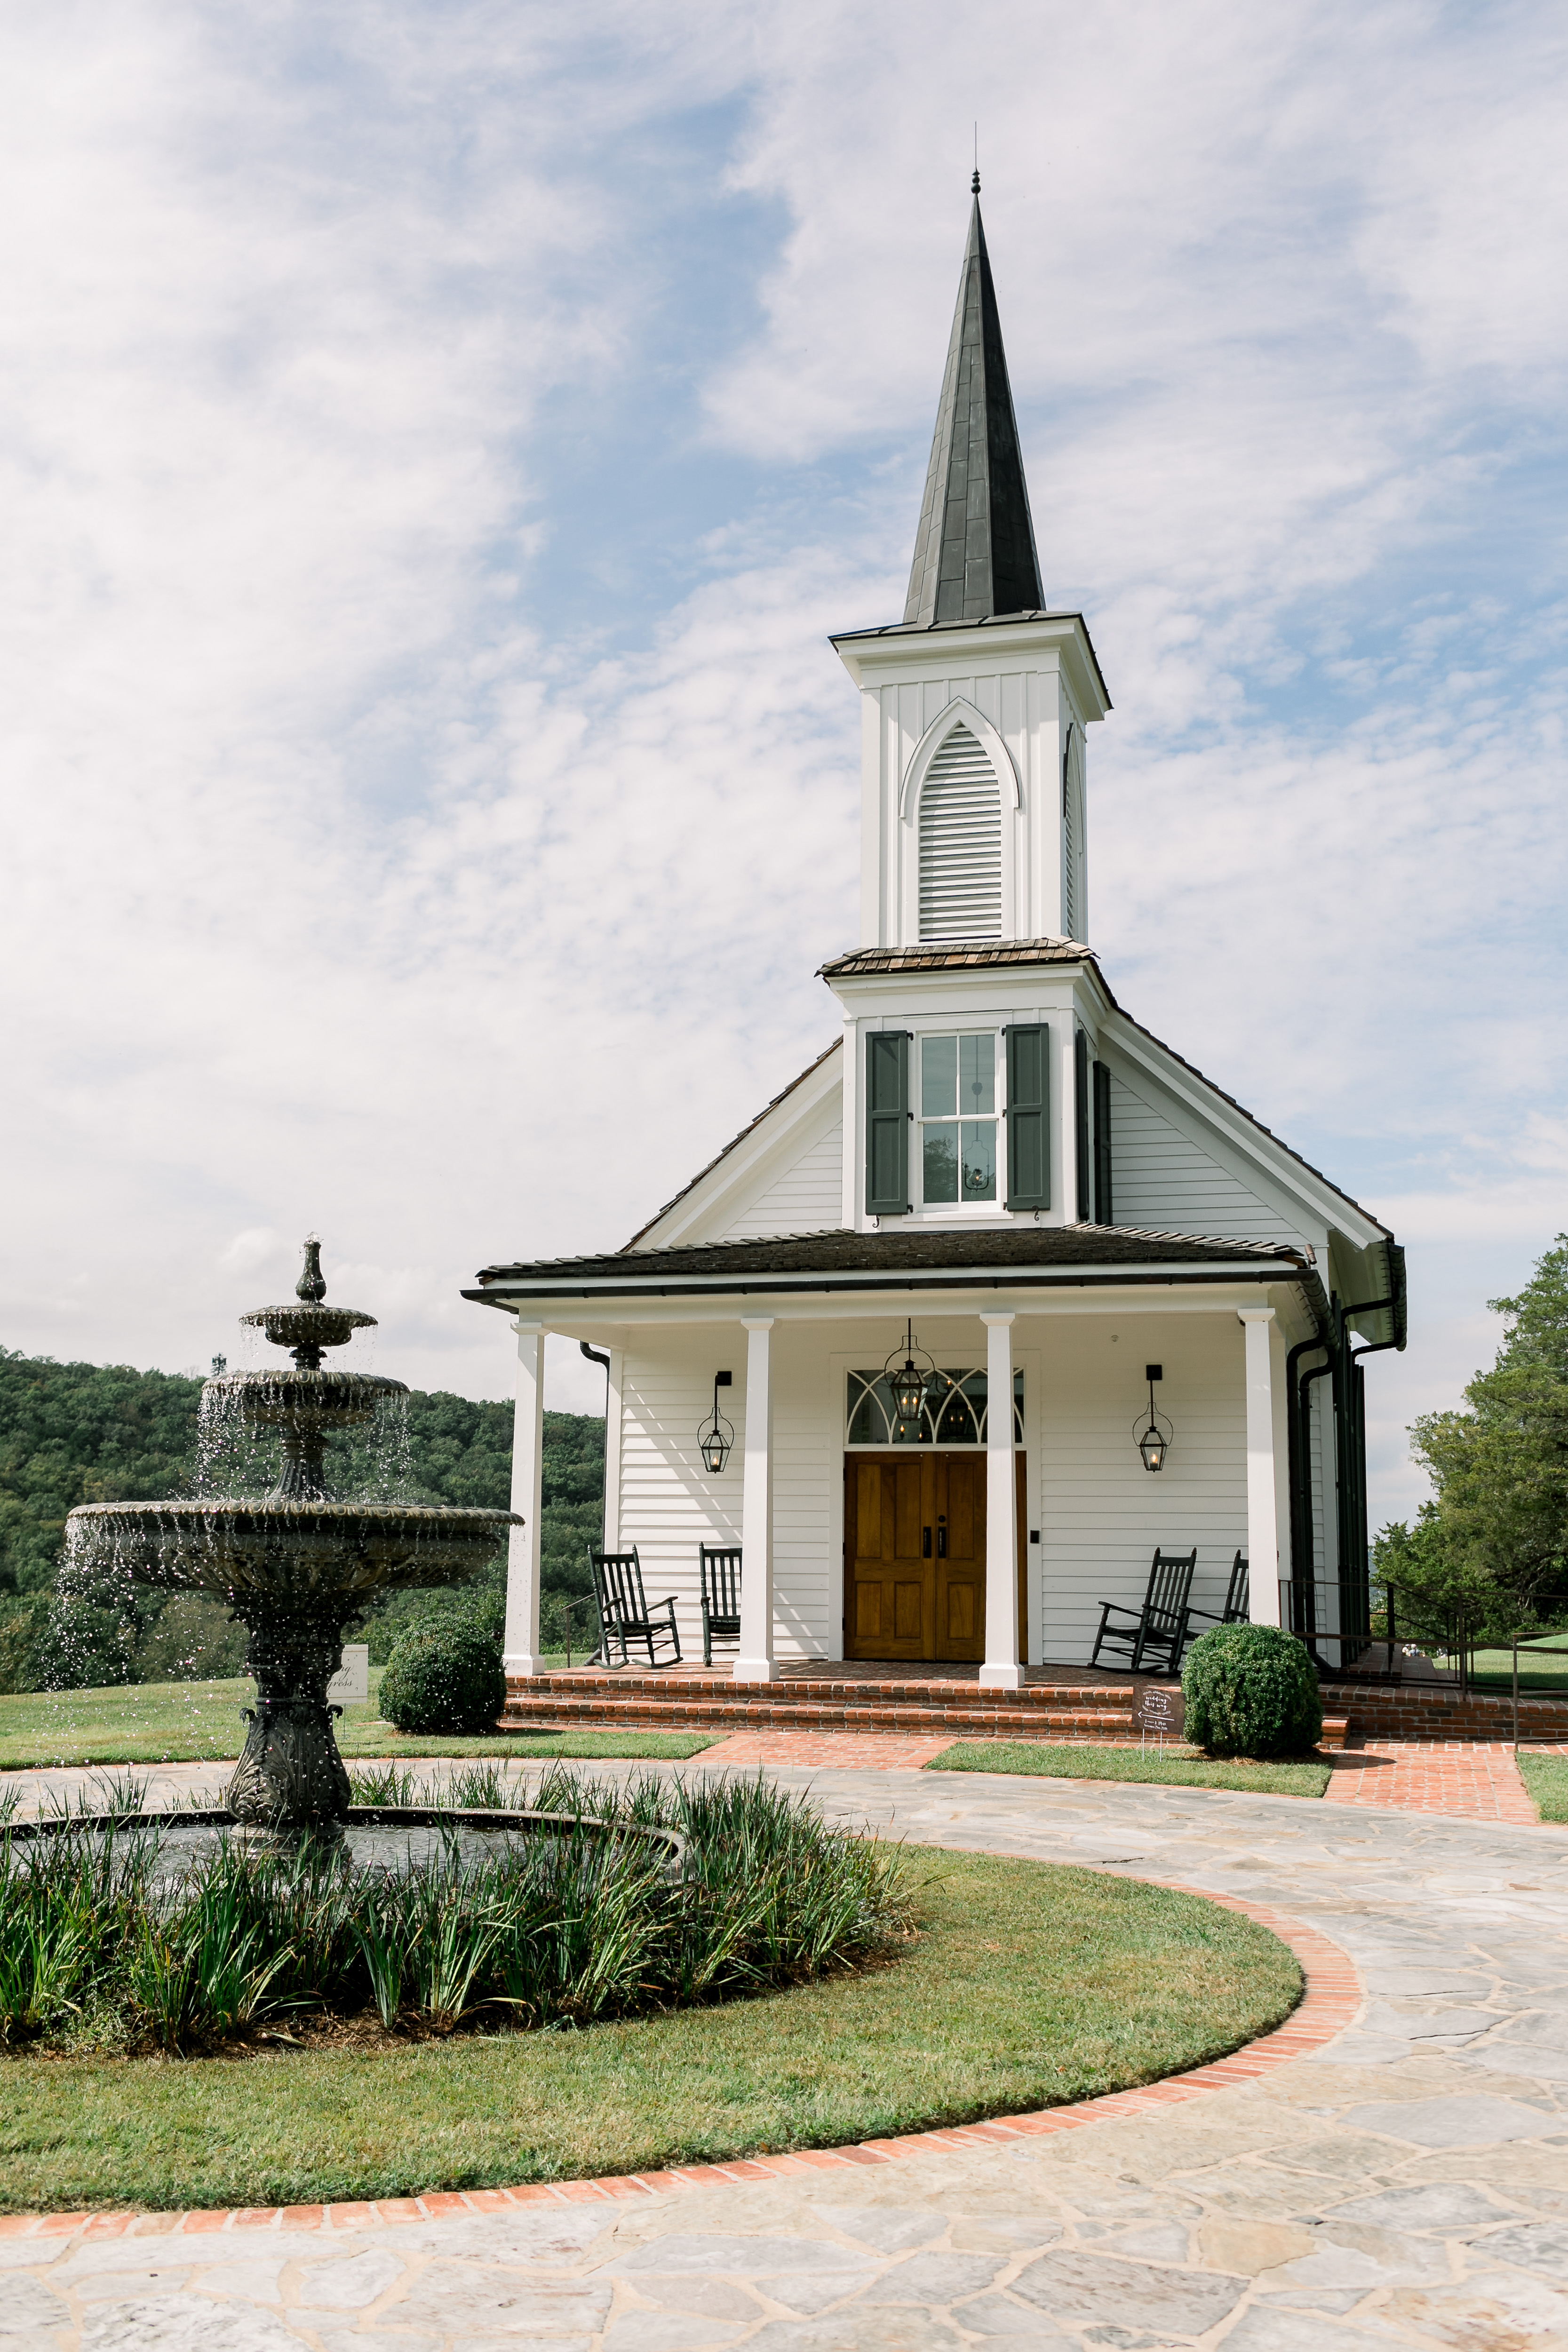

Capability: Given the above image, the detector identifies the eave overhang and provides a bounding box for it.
[829,611,1111,721]
[465,1227,1325,1331]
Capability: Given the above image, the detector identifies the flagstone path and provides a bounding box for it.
[6,1761,1568,2349]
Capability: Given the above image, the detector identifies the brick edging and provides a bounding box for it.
[0,1879,1359,2242]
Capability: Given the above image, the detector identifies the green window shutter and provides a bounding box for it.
[1093,1060,1113,1225]
[865,1031,911,1216]
[1074,1029,1091,1221]
[1004,1024,1049,1212]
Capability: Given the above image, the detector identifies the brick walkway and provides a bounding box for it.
[1325,1739,1539,1821]
[700,1729,961,1770]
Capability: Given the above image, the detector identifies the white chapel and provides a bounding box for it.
[465,181,1406,1694]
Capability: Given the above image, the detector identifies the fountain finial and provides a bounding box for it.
[297,1236,326,1303]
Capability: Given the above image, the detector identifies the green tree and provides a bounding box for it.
[1376,1237,1568,1643]
[0,1346,604,1686]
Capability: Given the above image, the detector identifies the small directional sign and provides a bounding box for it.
[327,1644,369,1704]
[1132,1682,1185,1737]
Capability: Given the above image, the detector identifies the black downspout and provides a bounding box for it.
[1285,1333,1329,1624]
[1297,1359,1334,1656]
[1326,1300,1401,1668]
[579,1342,612,1524]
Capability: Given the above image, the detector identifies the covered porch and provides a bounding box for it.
[464,1229,1320,1694]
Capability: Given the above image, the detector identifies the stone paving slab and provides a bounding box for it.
[6,1765,1568,2345]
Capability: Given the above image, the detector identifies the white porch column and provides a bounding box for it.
[979,1311,1022,1689]
[1239,1308,1282,1626]
[734,1316,776,1682]
[504,1320,547,1677]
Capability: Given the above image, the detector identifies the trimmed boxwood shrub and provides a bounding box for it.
[1182,1624,1323,1758]
[380,1619,506,1737]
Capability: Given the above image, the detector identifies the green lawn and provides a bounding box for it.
[0,1852,1300,2213]
[926,1740,1333,1797]
[0,1675,716,1770]
[1451,1645,1568,1696]
[1517,1753,1568,1823]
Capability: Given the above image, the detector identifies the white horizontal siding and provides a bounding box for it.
[1035,1313,1250,1665]
[1107,1073,1297,1244]
[614,1311,1253,1672]
[615,1328,831,1661]
[720,1120,844,1242]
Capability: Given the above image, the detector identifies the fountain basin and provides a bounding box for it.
[203,1367,408,1434]
[64,1499,519,1605]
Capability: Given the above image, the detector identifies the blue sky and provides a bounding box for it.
[0,0,1565,1526]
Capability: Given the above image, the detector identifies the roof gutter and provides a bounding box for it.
[463,1260,1308,1312]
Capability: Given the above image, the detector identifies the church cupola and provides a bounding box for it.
[830,179,1110,954]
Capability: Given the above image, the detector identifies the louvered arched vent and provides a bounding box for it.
[917,723,1002,941]
[1062,724,1087,944]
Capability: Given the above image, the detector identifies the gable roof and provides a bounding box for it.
[621,1038,842,1252]
[603,945,1390,1269]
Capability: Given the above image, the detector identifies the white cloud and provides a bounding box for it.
[0,0,1564,1537]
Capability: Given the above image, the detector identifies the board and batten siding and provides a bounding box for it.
[1033,1311,1249,1665]
[719,1119,845,1242]
[1106,1073,1297,1245]
[614,1327,833,1661]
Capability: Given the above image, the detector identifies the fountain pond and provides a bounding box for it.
[36,1240,671,1880]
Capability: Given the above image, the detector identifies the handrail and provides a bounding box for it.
[1513,1631,1568,1754]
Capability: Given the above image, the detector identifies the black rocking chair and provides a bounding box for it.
[589,1547,682,1670]
[1090,1548,1197,1676]
[699,1544,743,1666]
[1186,1551,1249,1644]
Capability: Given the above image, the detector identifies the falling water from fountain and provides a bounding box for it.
[61,1239,521,1836]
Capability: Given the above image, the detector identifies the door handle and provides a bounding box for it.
[936,1520,947,1558]
[922,1527,932,1558]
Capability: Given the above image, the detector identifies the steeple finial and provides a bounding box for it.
[902,184,1043,627]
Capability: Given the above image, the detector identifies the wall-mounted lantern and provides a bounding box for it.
[884,1319,939,1434]
[698,1370,734,1475]
[1135,1363,1173,1473]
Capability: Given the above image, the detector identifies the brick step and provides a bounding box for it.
[501,1691,1141,1739]
[506,1673,1140,1706]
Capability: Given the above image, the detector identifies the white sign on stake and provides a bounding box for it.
[327,1644,369,1705]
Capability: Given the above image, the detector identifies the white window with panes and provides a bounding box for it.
[918,1031,999,1209]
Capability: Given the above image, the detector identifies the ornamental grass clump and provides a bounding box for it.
[379,1619,506,1736]
[0,1773,906,2054]
[1182,1624,1323,1758]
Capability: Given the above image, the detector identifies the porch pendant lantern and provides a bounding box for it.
[698,1369,734,1476]
[883,1319,938,1436]
[1135,1364,1173,1473]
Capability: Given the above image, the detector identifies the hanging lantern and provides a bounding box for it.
[698,1369,734,1475]
[883,1319,938,1435]
[1134,1364,1173,1473]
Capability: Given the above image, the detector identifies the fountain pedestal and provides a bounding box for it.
[229,1608,354,1827]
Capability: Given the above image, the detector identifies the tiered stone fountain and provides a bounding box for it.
[64,1240,519,1834]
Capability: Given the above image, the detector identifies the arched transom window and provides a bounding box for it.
[917,723,1002,941]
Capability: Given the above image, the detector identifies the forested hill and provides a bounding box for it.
[0,1346,601,1689]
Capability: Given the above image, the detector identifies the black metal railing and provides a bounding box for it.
[1280,1576,1476,1686]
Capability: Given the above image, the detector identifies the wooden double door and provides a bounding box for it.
[844,1451,1028,1663]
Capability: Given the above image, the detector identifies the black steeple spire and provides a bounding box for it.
[903,176,1043,627]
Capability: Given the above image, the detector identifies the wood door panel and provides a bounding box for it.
[934,1452,985,1663]
[845,1451,1029,1666]
[845,1455,931,1660]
